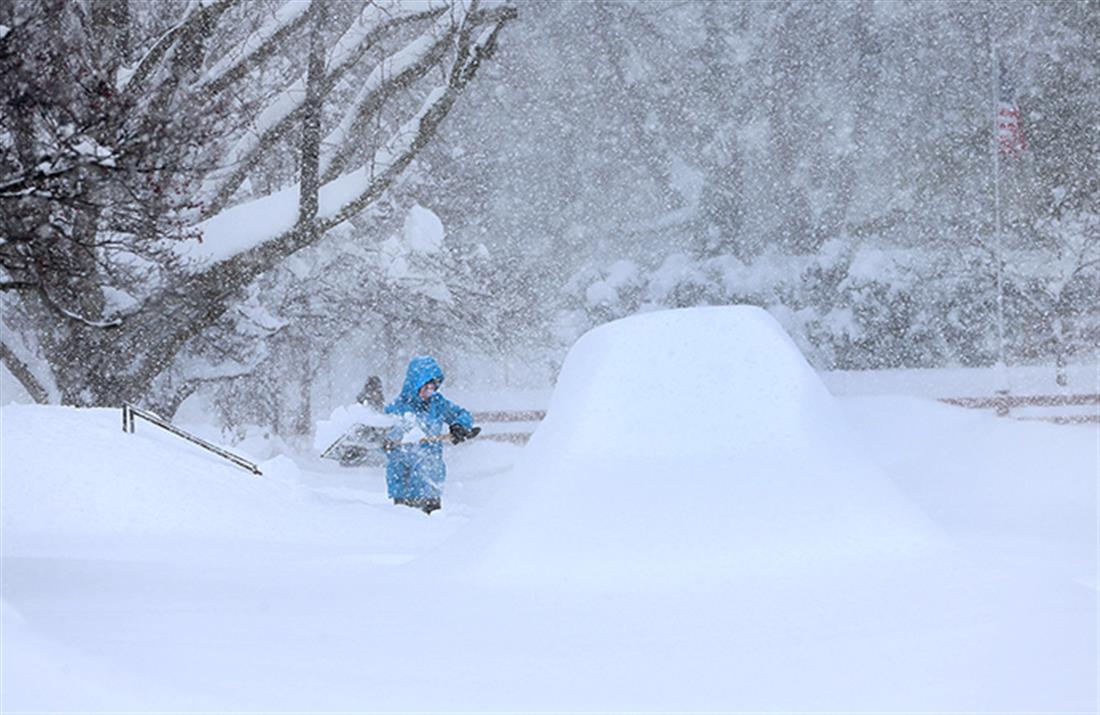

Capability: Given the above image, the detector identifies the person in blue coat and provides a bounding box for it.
[383,355,476,514]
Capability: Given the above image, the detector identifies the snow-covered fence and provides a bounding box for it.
[471,410,545,423]
[470,410,544,444]
[939,393,1099,424]
[122,404,263,475]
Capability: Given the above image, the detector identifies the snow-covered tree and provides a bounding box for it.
[0,0,515,409]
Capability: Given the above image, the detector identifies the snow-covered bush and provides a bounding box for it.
[565,241,1096,372]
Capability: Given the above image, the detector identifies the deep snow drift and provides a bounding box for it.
[1,405,467,553]
[2,306,1096,711]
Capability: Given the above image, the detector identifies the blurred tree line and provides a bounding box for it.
[441,0,1096,378]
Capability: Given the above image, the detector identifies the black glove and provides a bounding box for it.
[449,423,479,443]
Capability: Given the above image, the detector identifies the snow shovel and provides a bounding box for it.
[382,425,482,450]
[321,424,481,466]
[320,424,390,465]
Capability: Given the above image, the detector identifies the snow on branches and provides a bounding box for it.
[0,0,516,407]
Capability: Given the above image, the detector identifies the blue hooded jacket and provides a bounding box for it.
[382,356,473,503]
[384,355,473,455]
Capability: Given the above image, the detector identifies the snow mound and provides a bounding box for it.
[312,402,391,451]
[1,405,387,546]
[468,306,941,586]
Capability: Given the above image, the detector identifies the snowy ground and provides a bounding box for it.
[2,307,1098,712]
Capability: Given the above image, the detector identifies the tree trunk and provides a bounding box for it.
[1053,313,1068,387]
[298,2,325,225]
[0,341,51,403]
[294,357,313,436]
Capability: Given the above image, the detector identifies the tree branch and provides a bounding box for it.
[0,280,37,291]
[319,6,516,228]
[320,4,515,184]
[119,0,238,96]
[200,1,449,217]
[35,284,123,328]
[196,0,314,99]
[318,7,467,183]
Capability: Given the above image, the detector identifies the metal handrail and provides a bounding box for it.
[122,404,262,475]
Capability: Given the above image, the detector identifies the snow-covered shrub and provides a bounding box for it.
[565,240,1095,372]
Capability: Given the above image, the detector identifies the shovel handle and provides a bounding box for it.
[393,427,481,448]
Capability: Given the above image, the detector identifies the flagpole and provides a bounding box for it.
[990,36,1009,404]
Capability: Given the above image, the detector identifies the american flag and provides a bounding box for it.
[997,60,1026,157]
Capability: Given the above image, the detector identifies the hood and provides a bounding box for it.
[399,355,444,401]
